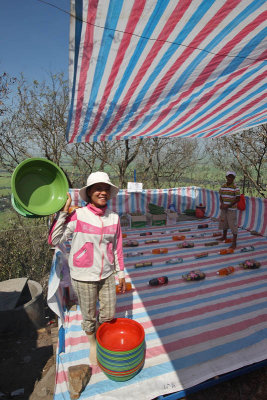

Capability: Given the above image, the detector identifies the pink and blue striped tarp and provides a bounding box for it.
[69,188,267,236]
[51,219,267,400]
[67,0,267,142]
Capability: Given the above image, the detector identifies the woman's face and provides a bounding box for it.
[87,183,111,208]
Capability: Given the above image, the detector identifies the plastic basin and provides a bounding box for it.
[11,158,68,216]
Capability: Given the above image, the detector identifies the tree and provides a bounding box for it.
[205,125,267,197]
[0,73,70,176]
[135,137,199,188]
[0,72,16,115]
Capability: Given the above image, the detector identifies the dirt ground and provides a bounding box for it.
[0,319,266,400]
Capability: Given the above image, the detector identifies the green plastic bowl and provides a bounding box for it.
[11,158,68,216]
[11,193,41,218]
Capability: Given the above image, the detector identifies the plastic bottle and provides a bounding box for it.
[125,251,144,257]
[135,261,153,268]
[172,235,185,241]
[216,266,235,275]
[149,276,168,286]
[152,248,168,254]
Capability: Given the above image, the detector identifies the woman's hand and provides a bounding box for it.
[117,277,126,293]
[61,192,72,212]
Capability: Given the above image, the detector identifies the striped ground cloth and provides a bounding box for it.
[53,218,267,400]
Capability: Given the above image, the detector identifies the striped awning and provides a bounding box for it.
[66,0,267,143]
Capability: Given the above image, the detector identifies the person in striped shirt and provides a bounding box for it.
[218,171,240,249]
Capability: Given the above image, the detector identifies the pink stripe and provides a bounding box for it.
[69,1,99,143]
[100,0,191,139]
[209,190,216,217]
[186,187,191,209]
[83,0,146,141]
[167,188,172,209]
[145,314,267,358]
[65,335,88,347]
[118,0,248,138]
[142,290,267,329]
[158,189,163,207]
[247,197,257,231]
[76,220,102,234]
[116,273,267,312]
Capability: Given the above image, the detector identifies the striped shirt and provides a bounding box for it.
[219,183,240,210]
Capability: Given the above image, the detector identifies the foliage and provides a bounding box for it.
[0,213,52,294]
[205,125,267,197]
[0,72,17,115]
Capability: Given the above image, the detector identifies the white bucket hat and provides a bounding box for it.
[226,171,236,177]
[79,171,119,202]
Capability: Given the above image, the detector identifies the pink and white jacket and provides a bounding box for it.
[49,204,125,282]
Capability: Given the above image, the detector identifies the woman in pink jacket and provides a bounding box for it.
[49,172,126,364]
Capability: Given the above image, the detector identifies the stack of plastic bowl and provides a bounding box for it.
[11,158,68,217]
[96,318,145,381]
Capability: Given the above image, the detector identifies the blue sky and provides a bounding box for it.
[0,0,70,82]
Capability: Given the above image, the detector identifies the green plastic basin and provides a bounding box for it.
[11,158,68,216]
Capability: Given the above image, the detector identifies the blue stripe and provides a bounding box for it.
[92,0,170,140]
[76,0,124,142]
[123,0,265,139]
[66,0,83,140]
[255,198,263,233]
[108,0,216,139]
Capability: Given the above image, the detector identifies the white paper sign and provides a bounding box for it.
[127,182,143,192]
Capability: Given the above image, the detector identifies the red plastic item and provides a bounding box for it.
[237,194,246,211]
[152,248,168,254]
[96,318,145,351]
[195,208,205,218]
[217,266,235,275]
[219,248,234,255]
[122,233,127,238]
[172,235,186,241]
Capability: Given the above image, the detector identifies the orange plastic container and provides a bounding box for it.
[116,282,132,294]
[152,248,168,254]
[122,233,127,238]
[219,248,234,255]
[172,235,185,241]
[217,266,235,275]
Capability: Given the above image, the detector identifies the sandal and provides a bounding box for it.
[123,240,139,247]
[240,259,261,269]
[177,241,194,248]
[240,246,255,252]
[182,270,206,281]
[166,257,183,264]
